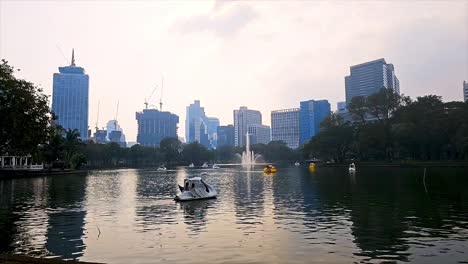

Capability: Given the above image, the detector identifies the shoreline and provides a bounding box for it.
[318,161,468,167]
[0,255,101,264]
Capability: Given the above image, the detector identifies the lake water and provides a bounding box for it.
[0,166,467,264]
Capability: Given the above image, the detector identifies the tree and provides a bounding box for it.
[181,142,213,164]
[303,113,353,162]
[0,60,52,154]
[160,137,182,164]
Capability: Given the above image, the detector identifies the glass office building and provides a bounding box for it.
[299,100,330,145]
[52,50,89,140]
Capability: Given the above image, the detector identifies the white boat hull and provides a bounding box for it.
[175,193,217,201]
[175,177,217,201]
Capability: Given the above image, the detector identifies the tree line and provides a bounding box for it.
[2,60,467,168]
[303,89,468,162]
[0,60,300,168]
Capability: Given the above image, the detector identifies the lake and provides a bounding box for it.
[0,166,467,264]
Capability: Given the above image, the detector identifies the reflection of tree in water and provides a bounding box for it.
[180,200,214,235]
[233,170,265,229]
[45,174,87,260]
[312,167,468,263]
[0,175,88,260]
[0,179,44,255]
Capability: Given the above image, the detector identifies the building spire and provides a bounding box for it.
[71,48,75,66]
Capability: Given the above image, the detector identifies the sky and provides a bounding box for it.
[1,0,467,142]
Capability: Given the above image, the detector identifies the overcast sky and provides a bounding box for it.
[1,0,467,142]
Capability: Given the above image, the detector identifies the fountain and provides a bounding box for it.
[239,132,262,166]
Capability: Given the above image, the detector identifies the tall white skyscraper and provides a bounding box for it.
[233,106,262,147]
[271,108,300,149]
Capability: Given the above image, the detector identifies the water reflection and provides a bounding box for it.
[0,167,467,264]
[180,199,214,235]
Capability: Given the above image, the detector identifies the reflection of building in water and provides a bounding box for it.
[233,170,265,227]
[180,200,212,235]
[134,170,178,229]
[45,175,87,259]
[0,178,50,256]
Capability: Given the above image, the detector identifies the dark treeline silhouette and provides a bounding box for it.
[303,89,468,162]
[3,60,467,167]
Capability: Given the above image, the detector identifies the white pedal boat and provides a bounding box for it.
[349,163,356,172]
[175,177,217,201]
[157,165,167,171]
[201,162,209,168]
[212,164,220,169]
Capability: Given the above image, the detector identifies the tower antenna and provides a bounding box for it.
[71,48,76,66]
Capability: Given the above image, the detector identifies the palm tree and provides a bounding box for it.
[63,129,82,166]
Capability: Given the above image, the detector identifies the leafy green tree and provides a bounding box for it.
[181,142,213,164]
[214,145,237,163]
[303,113,353,162]
[160,137,182,164]
[63,129,82,165]
[0,60,52,154]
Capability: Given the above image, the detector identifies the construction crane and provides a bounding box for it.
[95,100,100,132]
[114,100,119,130]
[159,77,164,111]
[144,86,158,109]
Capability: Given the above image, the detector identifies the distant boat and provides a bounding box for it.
[349,163,356,172]
[294,161,300,166]
[189,163,194,168]
[212,164,220,169]
[176,177,217,201]
[157,165,167,171]
[202,162,209,168]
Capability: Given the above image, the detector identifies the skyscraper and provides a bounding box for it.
[345,58,400,104]
[337,101,347,112]
[217,125,235,147]
[248,124,271,145]
[464,81,468,102]
[106,119,126,144]
[185,100,206,144]
[185,100,218,148]
[233,107,262,147]
[135,109,179,147]
[52,49,89,140]
[299,100,330,144]
[271,108,300,149]
[206,117,220,149]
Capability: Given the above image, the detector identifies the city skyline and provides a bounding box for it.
[1,1,467,141]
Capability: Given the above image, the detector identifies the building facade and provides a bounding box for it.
[345,58,400,104]
[52,49,89,140]
[185,100,218,149]
[337,101,347,112]
[299,100,331,145]
[136,109,179,147]
[248,124,271,145]
[271,108,300,149]
[217,125,235,147]
[186,100,206,144]
[233,107,262,147]
[464,81,468,102]
[206,117,220,149]
[106,119,126,144]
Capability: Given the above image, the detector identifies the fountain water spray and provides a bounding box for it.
[240,132,261,166]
